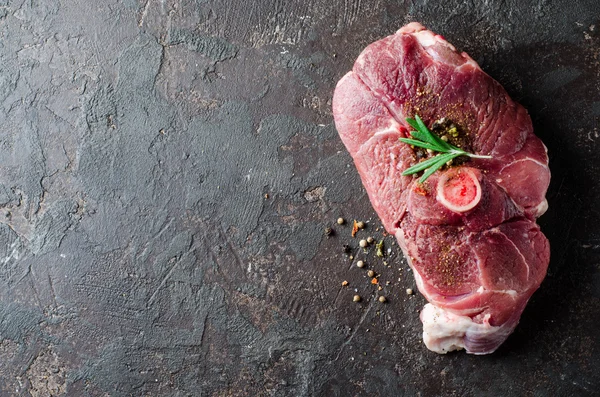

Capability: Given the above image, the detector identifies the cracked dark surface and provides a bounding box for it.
[0,0,598,396]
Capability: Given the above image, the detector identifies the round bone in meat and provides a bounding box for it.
[436,168,482,213]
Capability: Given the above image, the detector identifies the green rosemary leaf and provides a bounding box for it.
[399,113,492,183]
[414,115,453,151]
[398,138,440,151]
[405,117,420,131]
[406,119,440,147]
[418,153,461,183]
[409,130,442,148]
[401,153,449,175]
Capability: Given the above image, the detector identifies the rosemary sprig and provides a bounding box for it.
[400,115,492,183]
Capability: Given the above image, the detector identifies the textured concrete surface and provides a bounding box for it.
[0,0,598,395]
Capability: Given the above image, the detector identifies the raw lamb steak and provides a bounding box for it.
[332,22,550,354]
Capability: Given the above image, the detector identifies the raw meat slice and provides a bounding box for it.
[332,22,550,354]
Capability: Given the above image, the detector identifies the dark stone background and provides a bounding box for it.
[0,0,598,395]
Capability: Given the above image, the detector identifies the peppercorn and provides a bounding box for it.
[353,295,361,302]
[359,239,368,248]
[337,217,345,225]
[356,260,365,268]
[367,270,375,278]
[378,296,387,303]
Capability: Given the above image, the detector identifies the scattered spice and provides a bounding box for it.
[367,236,374,244]
[324,227,333,236]
[359,239,368,248]
[371,278,378,285]
[356,221,365,229]
[356,260,365,268]
[342,280,349,286]
[406,288,413,295]
[264,193,269,199]
[414,184,429,196]
[352,220,359,237]
[376,240,385,257]
[378,286,383,291]
[367,270,375,278]
[353,295,361,302]
[378,296,387,303]
[337,217,345,225]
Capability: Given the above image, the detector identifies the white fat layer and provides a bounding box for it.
[397,22,426,35]
[394,229,408,253]
[421,303,515,355]
[421,304,472,354]
[533,199,549,217]
[498,157,549,173]
[412,29,458,52]
[412,266,425,292]
[355,55,366,70]
[373,124,401,137]
[476,286,518,297]
[335,71,354,88]
[357,125,404,155]
[413,30,437,47]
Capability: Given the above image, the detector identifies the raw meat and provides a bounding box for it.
[332,22,551,354]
